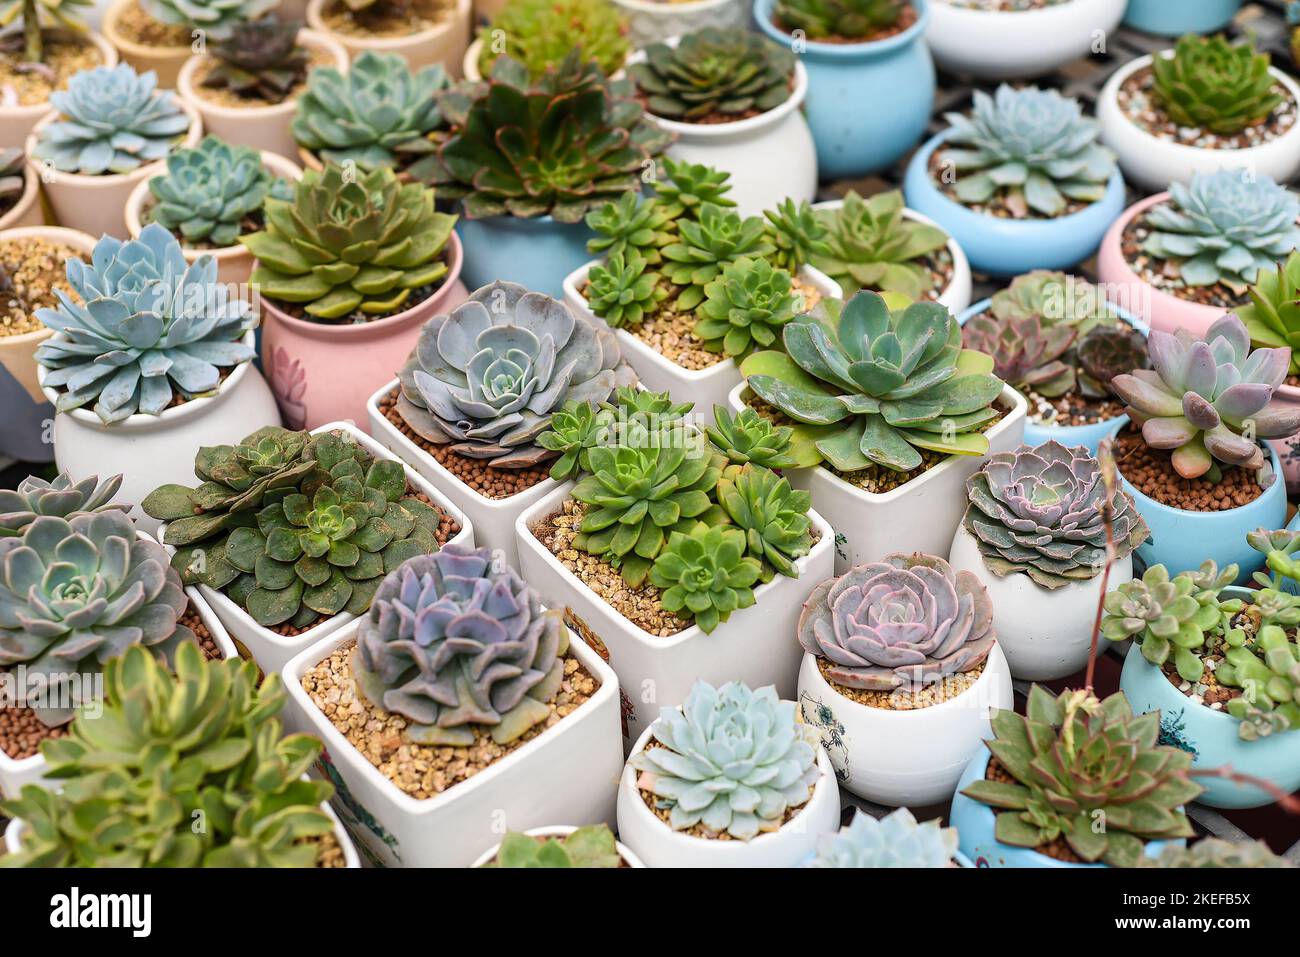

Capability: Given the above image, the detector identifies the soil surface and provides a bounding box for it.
[819,656,985,710]
[0,34,105,107]
[1113,425,1266,510]
[1118,64,1297,151]
[0,238,82,338]
[321,0,452,38]
[1120,210,1253,309]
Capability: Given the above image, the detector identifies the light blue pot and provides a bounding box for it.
[455,215,595,298]
[903,131,1127,277]
[1119,632,1300,809]
[1121,0,1242,36]
[951,747,1179,867]
[754,0,934,180]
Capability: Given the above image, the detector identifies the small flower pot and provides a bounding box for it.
[612,0,747,47]
[515,480,836,747]
[457,215,593,299]
[797,644,1012,806]
[947,523,1129,681]
[469,824,647,868]
[463,36,629,82]
[902,130,1127,277]
[615,719,840,867]
[124,151,303,288]
[175,29,350,162]
[753,0,934,180]
[102,0,191,88]
[280,611,623,867]
[730,381,1028,574]
[254,232,467,431]
[925,0,1125,79]
[0,31,119,152]
[306,0,472,75]
[1121,0,1241,36]
[24,99,203,239]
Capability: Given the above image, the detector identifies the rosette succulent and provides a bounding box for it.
[0,472,126,537]
[961,312,1077,397]
[140,0,276,38]
[353,546,568,745]
[34,224,256,423]
[0,0,92,63]
[476,0,630,80]
[201,16,310,104]
[648,524,761,633]
[772,0,904,40]
[764,198,831,272]
[486,826,622,868]
[651,157,734,218]
[695,257,803,358]
[988,270,1120,338]
[1077,324,1150,398]
[147,136,277,248]
[1217,622,1300,740]
[809,808,958,868]
[715,465,812,581]
[940,85,1115,217]
[536,400,615,481]
[963,441,1147,590]
[1152,34,1283,136]
[585,252,668,327]
[585,192,675,266]
[629,680,820,840]
[606,385,693,425]
[813,190,949,299]
[1241,251,1300,375]
[797,552,995,691]
[395,281,632,468]
[662,204,777,312]
[1138,838,1294,869]
[704,406,798,470]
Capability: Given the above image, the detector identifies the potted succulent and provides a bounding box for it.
[1098,34,1300,194]
[471,824,645,867]
[102,0,274,88]
[1,643,359,868]
[947,441,1148,681]
[279,545,623,867]
[466,0,630,82]
[242,162,463,430]
[26,62,203,238]
[625,27,815,216]
[903,84,1125,276]
[806,807,967,867]
[124,135,302,287]
[0,148,40,231]
[305,0,471,73]
[1240,251,1300,493]
[616,680,840,867]
[35,224,279,527]
[1121,0,1241,37]
[1096,170,1300,338]
[1138,837,1294,868]
[611,0,747,47]
[754,0,933,179]
[366,280,635,571]
[795,552,1013,806]
[176,16,348,160]
[143,422,472,672]
[1106,313,1300,583]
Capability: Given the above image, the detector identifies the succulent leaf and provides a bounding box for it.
[0,472,127,537]
[476,0,630,81]
[201,16,310,104]
[649,523,762,633]
[772,0,904,40]
[695,256,803,358]
[1152,34,1283,136]
[147,136,278,248]
[809,808,958,868]
[812,190,948,299]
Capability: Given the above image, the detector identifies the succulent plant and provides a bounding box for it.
[813,190,949,300]
[797,552,995,691]
[1241,251,1300,375]
[662,204,776,312]
[585,252,668,328]
[201,15,310,105]
[988,270,1120,338]
[648,524,761,633]
[704,405,799,470]
[961,313,1077,397]
[772,0,904,40]
[537,399,615,481]
[764,197,831,273]
[1077,324,1150,398]
[960,686,1201,867]
[715,464,812,581]
[486,826,622,868]
[1138,838,1294,868]
[0,643,334,868]
[605,385,693,425]
[1217,622,1300,740]
[1141,171,1300,291]
[1152,34,1283,136]
[33,63,192,175]
[0,147,23,208]
[695,256,803,358]
[0,0,92,63]
[0,472,126,537]
[940,85,1115,218]
[1110,313,1300,480]
[629,27,795,122]
[140,0,275,38]
[242,163,454,320]
[809,808,958,868]
[651,157,735,219]
[964,441,1147,590]
[476,0,630,81]
[395,281,631,468]
[743,290,1004,473]
[353,546,568,745]
[0,511,197,726]
[629,680,820,840]
[34,224,256,423]
[585,191,675,266]
[146,136,275,248]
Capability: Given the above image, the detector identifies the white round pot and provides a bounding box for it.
[616,719,840,867]
[796,642,1013,806]
[470,825,647,867]
[947,522,1128,681]
[0,32,119,153]
[308,0,472,75]
[176,29,349,161]
[926,0,1125,79]
[1098,53,1300,192]
[612,0,747,46]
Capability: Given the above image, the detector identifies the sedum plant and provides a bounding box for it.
[661,203,776,312]
[476,0,630,81]
[486,826,622,868]
[585,191,675,265]
[1077,324,1150,398]
[1217,622,1300,740]
[651,156,735,219]
[772,0,903,40]
[1152,34,1282,136]
[0,0,91,64]
[630,680,820,840]
[961,313,1077,397]
[585,252,668,328]
[537,400,615,482]
[809,808,958,868]
[1240,251,1300,374]
[813,190,948,300]
[147,136,278,248]
[764,197,831,273]
[1138,838,1294,869]
[715,464,813,581]
[141,0,276,39]
[704,405,799,470]
[201,15,310,105]
[649,524,761,634]
[0,471,126,537]
[353,546,568,745]
[34,224,256,423]
[696,256,803,358]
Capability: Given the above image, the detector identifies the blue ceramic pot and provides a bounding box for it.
[1119,632,1300,809]
[903,131,1127,277]
[754,0,934,179]
[455,215,595,298]
[1121,0,1241,36]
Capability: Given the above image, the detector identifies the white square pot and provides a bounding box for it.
[514,481,835,747]
[279,615,624,868]
[157,421,474,675]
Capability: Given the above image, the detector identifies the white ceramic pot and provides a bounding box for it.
[926,0,1125,79]
[280,612,624,867]
[175,29,350,161]
[796,642,1013,806]
[102,0,192,89]
[469,824,647,867]
[514,480,835,747]
[612,0,747,46]
[158,421,474,674]
[25,99,203,239]
[39,330,279,533]
[563,262,840,427]
[615,719,840,867]
[308,0,472,75]
[1098,53,1300,193]
[947,522,1127,681]
[0,32,119,156]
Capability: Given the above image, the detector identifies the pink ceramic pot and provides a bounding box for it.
[255,231,468,431]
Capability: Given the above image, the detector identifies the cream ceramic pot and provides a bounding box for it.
[307,0,472,75]
[0,31,119,149]
[102,0,192,88]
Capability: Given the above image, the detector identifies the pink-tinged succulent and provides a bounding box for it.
[961,313,1076,397]
[796,553,995,691]
[1111,313,1300,480]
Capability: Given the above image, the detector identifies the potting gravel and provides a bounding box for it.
[0,238,83,338]
[816,656,986,710]
[1117,65,1298,151]
[1113,427,1266,510]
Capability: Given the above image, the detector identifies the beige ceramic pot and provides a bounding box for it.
[0,163,43,231]
[306,0,472,76]
[0,31,119,149]
[102,0,192,88]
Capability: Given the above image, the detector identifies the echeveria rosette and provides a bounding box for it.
[1240,251,1300,375]
[704,406,799,470]
[651,157,735,219]
[809,808,958,868]
[796,552,996,691]
[488,826,622,868]
[585,191,676,266]
[764,197,832,273]
[1077,324,1150,398]
[201,16,310,105]
[772,0,904,41]
[147,136,275,248]
[629,680,821,840]
[1110,313,1300,481]
[585,252,669,328]
[353,546,568,746]
[1151,34,1283,137]
[716,465,813,581]
[1217,622,1300,741]
[648,524,761,634]
[140,0,276,39]
[989,270,1121,339]
[963,441,1147,590]
[0,472,127,538]
[1137,838,1295,869]
[695,256,803,358]
[661,203,776,312]
[961,312,1077,398]
[812,190,949,300]
[536,400,615,482]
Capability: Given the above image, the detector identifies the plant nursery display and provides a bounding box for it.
[807,806,960,867]
[103,0,273,89]
[303,0,470,73]
[468,0,630,82]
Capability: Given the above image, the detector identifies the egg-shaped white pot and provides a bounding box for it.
[470,825,647,868]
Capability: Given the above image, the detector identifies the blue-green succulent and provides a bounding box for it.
[809,808,959,868]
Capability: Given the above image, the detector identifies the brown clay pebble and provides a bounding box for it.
[817,656,985,711]
[303,828,346,868]
[1120,210,1251,310]
[986,756,1085,863]
[1114,426,1265,511]
[1,238,84,338]
[0,34,105,107]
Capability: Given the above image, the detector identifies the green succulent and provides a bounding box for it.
[0,471,126,537]
[585,191,675,265]
[604,385,694,426]
[961,312,1077,398]
[661,204,776,312]
[764,197,832,272]
[704,405,799,470]
[813,190,948,299]
[988,270,1120,339]
[1138,838,1294,868]
[1239,250,1300,374]
[476,0,630,81]
[0,0,92,63]
[716,464,812,581]
[695,256,803,358]
[147,136,276,248]
[140,0,275,39]
[651,157,735,219]
[537,400,615,481]
[201,15,310,105]
[586,252,668,327]
[485,826,622,868]
[772,0,903,40]
[1217,623,1300,740]
[649,523,761,633]
[1152,34,1283,137]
